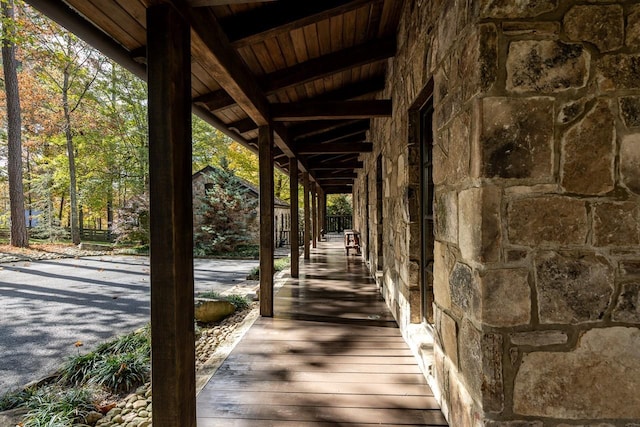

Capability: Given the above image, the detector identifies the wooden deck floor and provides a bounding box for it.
[196,240,448,426]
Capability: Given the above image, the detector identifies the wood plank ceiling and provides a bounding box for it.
[36,0,404,194]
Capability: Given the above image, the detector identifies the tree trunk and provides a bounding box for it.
[2,0,28,247]
[62,65,80,244]
[58,194,65,222]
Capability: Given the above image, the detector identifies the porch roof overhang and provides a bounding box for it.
[27,0,403,193]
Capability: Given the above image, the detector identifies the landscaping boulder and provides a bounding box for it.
[194,299,236,323]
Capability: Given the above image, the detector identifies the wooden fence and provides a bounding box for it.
[326,215,353,233]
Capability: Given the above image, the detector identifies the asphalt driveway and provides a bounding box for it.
[0,255,259,395]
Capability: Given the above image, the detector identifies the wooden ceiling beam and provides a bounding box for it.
[271,100,392,121]
[295,121,370,144]
[296,142,373,155]
[193,91,236,111]
[164,1,270,127]
[227,117,256,134]
[317,179,355,186]
[167,0,303,167]
[305,132,368,147]
[290,119,370,141]
[307,159,363,170]
[193,68,386,114]
[220,0,384,48]
[263,38,395,93]
[190,0,276,7]
[314,171,358,179]
[321,185,354,194]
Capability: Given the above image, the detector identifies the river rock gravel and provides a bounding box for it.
[94,303,258,427]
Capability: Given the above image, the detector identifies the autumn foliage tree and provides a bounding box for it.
[0,5,273,247]
[194,158,256,254]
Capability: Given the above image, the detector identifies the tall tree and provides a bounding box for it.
[2,0,28,247]
[25,9,104,244]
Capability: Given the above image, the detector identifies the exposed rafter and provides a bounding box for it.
[317,179,356,186]
[227,117,256,134]
[314,171,358,179]
[321,185,354,194]
[177,4,270,127]
[193,68,387,114]
[263,38,395,93]
[271,100,392,121]
[166,0,306,168]
[190,0,276,7]
[295,142,373,155]
[295,121,370,144]
[193,91,236,111]
[308,76,386,102]
[307,159,363,170]
[219,0,384,48]
[290,119,368,141]
[304,133,368,149]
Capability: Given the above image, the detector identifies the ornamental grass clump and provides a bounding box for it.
[22,385,96,427]
[59,327,151,393]
[0,327,151,426]
[198,290,250,311]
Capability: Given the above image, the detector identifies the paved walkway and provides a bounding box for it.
[196,240,447,426]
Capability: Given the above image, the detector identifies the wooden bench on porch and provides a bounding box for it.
[344,229,361,255]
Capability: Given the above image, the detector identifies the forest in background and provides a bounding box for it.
[0,1,326,246]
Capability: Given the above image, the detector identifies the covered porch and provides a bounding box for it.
[196,238,447,426]
[23,1,407,424]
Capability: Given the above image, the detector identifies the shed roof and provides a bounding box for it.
[193,165,290,208]
[28,0,403,194]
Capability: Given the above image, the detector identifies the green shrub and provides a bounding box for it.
[198,291,250,310]
[246,257,290,280]
[0,387,35,411]
[198,290,222,299]
[274,257,290,271]
[22,386,95,427]
[95,328,151,356]
[89,352,149,393]
[60,352,100,386]
[247,266,259,280]
[59,327,150,392]
[225,294,250,310]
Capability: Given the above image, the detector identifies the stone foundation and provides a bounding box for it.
[354,0,640,425]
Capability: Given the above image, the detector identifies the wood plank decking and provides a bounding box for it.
[196,240,448,426]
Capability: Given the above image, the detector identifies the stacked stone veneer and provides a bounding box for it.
[354,0,640,426]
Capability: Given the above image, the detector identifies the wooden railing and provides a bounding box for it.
[80,228,114,242]
[326,215,353,233]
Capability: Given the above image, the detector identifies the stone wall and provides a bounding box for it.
[354,0,640,425]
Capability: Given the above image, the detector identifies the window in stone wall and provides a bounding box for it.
[420,96,435,324]
[365,174,370,262]
[376,155,384,270]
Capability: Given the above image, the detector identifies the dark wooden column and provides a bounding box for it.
[303,172,311,260]
[259,125,275,316]
[318,189,326,240]
[147,5,195,426]
[289,158,299,278]
[311,183,317,248]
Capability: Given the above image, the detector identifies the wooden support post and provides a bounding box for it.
[303,172,310,260]
[289,158,299,278]
[319,189,326,240]
[311,183,317,249]
[147,5,195,426]
[259,125,274,317]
